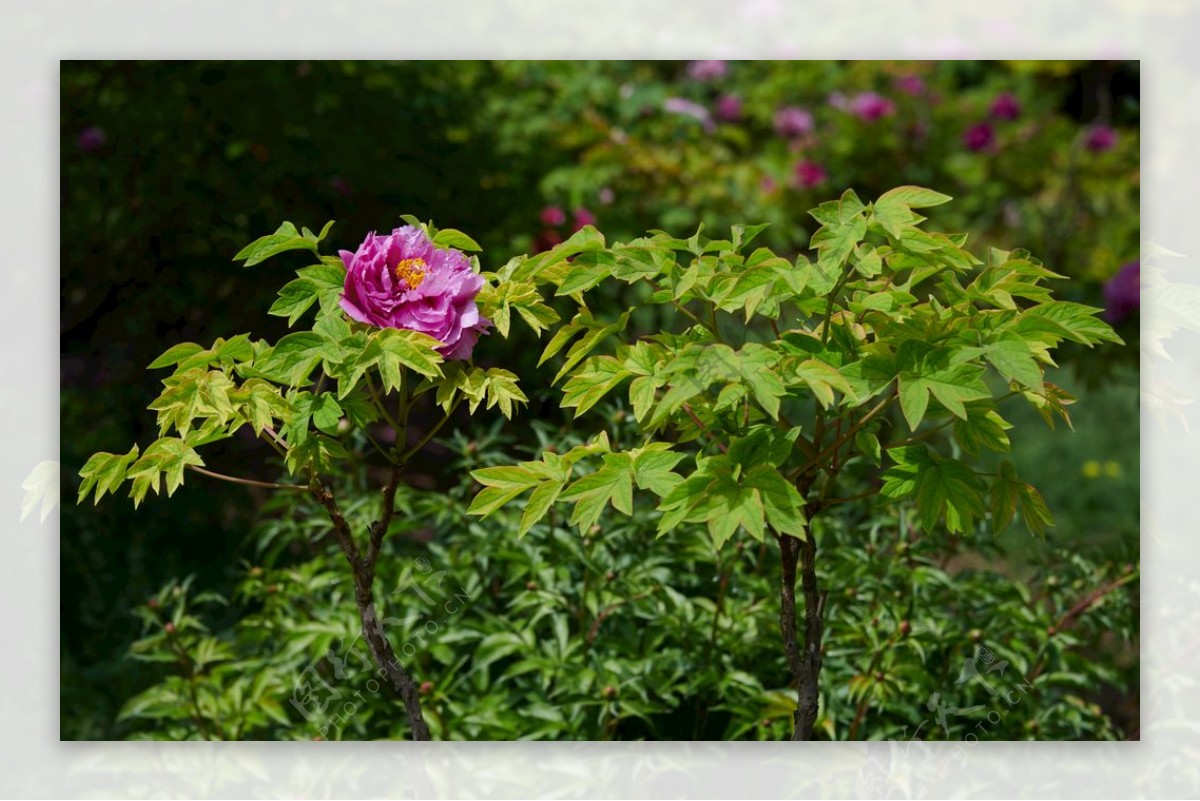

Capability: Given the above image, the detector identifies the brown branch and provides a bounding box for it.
[1027,570,1139,685]
[311,480,429,740]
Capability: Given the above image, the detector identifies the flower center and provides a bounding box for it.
[394,257,428,289]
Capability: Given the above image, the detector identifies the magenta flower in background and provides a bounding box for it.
[598,187,615,205]
[715,94,743,122]
[687,60,728,81]
[1104,260,1140,323]
[774,106,814,138]
[1086,124,1118,152]
[77,126,106,152]
[572,207,596,231]
[990,92,1021,121]
[663,97,715,131]
[339,226,490,360]
[848,92,896,122]
[895,75,925,96]
[963,122,995,152]
[793,160,827,189]
[761,176,779,194]
[827,92,849,111]
[540,205,567,227]
[534,229,563,253]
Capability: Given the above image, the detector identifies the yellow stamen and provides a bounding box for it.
[394,257,428,289]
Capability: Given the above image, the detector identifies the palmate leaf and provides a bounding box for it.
[881,446,985,534]
[561,356,632,418]
[991,460,1054,536]
[897,348,990,430]
[268,260,347,326]
[125,437,206,508]
[78,445,140,505]
[983,333,1043,390]
[467,453,572,536]
[233,221,334,267]
[559,453,635,532]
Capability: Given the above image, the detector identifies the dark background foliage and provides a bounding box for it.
[61,60,1138,740]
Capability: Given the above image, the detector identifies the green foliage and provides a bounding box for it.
[470,187,1120,545]
[112,421,1137,741]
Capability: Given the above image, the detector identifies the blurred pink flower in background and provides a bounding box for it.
[774,106,814,138]
[686,60,728,81]
[663,97,715,132]
[573,207,596,231]
[990,91,1021,120]
[894,75,925,96]
[761,175,779,194]
[1104,260,1140,323]
[793,160,827,189]
[1086,124,1118,152]
[598,187,615,205]
[964,122,995,152]
[715,94,743,122]
[848,92,896,122]
[540,205,566,226]
[77,126,106,152]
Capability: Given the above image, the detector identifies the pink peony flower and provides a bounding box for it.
[715,94,743,122]
[1085,124,1118,152]
[793,160,827,189]
[848,92,896,122]
[338,226,490,360]
[540,205,567,227]
[963,122,995,152]
[990,91,1021,121]
[686,60,728,81]
[774,106,814,138]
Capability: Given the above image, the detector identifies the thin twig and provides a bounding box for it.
[187,465,308,492]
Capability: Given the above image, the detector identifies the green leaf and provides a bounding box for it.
[77,445,140,505]
[518,481,563,538]
[991,460,1055,536]
[954,409,1012,455]
[376,328,444,382]
[897,350,990,430]
[148,342,205,370]
[1016,301,1124,347]
[984,334,1043,390]
[431,228,482,252]
[234,221,332,267]
[258,332,337,387]
[912,456,986,534]
[630,446,686,497]
[268,278,321,326]
[743,465,806,537]
[560,454,634,532]
[876,186,953,209]
[482,368,528,419]
[126,437,205,507]
[793,359,854,408]
[561,356,632,418]
[855,430,881,466]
